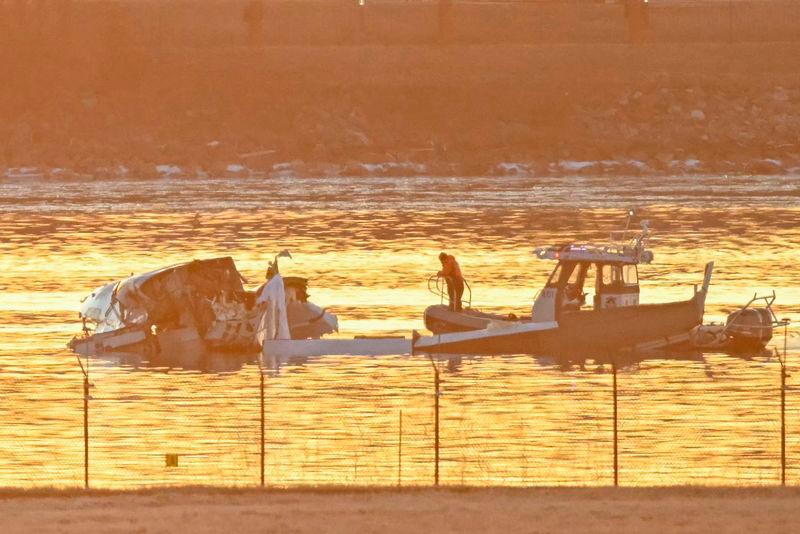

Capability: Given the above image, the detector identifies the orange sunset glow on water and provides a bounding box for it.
[0,175,797,488]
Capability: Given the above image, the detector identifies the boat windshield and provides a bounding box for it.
[546,263,564,286]
[547,261,596,311]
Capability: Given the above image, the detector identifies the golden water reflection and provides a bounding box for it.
[0,176,798,488]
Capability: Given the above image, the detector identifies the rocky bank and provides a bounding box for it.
[2,43,799,180]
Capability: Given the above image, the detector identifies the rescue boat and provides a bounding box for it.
[417,217,715,355]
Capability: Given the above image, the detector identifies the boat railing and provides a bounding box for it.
[427,274,472,310]
[609,219,650,255]
[721,290,788,333]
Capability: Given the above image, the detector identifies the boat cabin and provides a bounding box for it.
[530,222,654,322]
[532,259,640,320]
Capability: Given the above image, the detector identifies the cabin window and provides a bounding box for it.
[583,263,596,294]
[601,264,623,286]
[623,264,639,285]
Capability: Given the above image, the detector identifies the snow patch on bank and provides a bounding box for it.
[4,167,45,179]
[2,156,798,181]
[559,160,597,172]
[493,162,532,176]
[360,162,427,174]
[156,164,182,176]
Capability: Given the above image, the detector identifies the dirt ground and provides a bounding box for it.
[2,487,800,534]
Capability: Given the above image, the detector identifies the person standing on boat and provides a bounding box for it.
[438,252,464,312]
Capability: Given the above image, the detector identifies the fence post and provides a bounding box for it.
[427,355,441,487]
[398,410,403,488]
[83,374,89,489]
[612,360,618,487]
[76,354,90,489]
[775,343,787,487]
[434,365,440,486]
[260,367,265,488]
[781,352,786,486]
[779,320,790,486]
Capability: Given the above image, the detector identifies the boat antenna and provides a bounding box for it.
[623,208,635,242]
[612,208,637,244]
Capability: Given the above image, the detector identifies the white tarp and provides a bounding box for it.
[255,274,291,344]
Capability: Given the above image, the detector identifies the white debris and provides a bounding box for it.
[255,274,290,343]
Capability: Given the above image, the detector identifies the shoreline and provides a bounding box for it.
[4,158,799,182]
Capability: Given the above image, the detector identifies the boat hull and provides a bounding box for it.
[418,294,705,355]
[424,305,523,334]
[413,321,558,355]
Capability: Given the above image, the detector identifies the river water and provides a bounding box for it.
[0,174,798,488]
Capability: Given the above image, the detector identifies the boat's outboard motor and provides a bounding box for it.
[725,308,773,350]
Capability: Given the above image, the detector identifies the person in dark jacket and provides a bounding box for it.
[438,252,464,312]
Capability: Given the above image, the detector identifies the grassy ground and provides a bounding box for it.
[2,486,800,533]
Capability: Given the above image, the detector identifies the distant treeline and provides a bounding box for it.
[0,0,798,49]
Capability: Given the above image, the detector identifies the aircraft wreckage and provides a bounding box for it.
[69,252,338,357]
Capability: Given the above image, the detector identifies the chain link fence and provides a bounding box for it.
[4,337,794,490]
